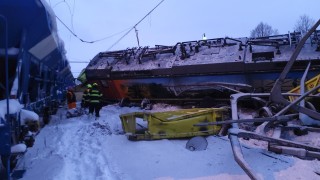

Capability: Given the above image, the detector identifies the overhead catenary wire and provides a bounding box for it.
[107,0,165,51]
[54,0,164,45]
[53,0,75,31]
[55,15,131,43]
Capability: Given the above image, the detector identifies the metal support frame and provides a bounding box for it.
[229,93,269,180]
[228,92,320,179]
[296,61,320,126]
[193,20,320,179]
[0,13,11,180]
[19,30,31,106]
[270,19,320,120]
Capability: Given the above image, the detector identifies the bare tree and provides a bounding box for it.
[250,22,278,38]
[294,14,315,34]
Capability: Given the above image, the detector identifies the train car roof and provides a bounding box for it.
[85,31,320,79]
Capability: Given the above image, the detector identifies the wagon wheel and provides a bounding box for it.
[186,136,208,151]
[252,106,284,140]
[254,106,273,126]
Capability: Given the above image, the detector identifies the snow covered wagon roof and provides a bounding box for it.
[85,31,320,80]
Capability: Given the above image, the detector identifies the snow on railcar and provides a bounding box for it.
[0,0,74,177]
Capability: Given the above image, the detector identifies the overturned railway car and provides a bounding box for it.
[0,0,74,177]
[85,31,320,106]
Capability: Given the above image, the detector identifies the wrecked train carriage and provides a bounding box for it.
[85,32,320,106]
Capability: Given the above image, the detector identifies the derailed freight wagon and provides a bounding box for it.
[84,31,320,107]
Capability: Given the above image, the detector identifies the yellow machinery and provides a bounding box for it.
[119,108,228,140]
[288,74,320,102]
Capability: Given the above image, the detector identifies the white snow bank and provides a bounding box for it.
[17,104,320,180]
[20,109,40,125]
[0,99,23,120]
[11,144,27,154]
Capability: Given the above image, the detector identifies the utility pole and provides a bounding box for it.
[134,26,140,47]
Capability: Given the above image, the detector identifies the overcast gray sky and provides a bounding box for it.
[46,0,319,77]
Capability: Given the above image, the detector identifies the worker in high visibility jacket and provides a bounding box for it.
[88,83,103,117]
[66,86,76,109]
[81,84,92,108]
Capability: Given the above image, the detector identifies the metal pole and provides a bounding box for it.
[0,13,11,180]
[134,27,140,47]
[0,14,9,127]
[229,93,259,180]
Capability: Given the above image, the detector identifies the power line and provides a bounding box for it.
[55,15,131,43]
[53,0,165,46]
[107,0,165,51]
[51,0,76,32]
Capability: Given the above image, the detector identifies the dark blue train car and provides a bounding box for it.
[0,0,74,177]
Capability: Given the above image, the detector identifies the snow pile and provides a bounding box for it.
[16,104,320,180]
[20,109,40,125]
[0,99,23,120]
[11,144,27,154]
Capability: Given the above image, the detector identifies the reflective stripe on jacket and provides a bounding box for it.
[82,89,90,104]
[89,88,102,104]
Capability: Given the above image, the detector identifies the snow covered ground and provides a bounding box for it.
[16,104,320,180]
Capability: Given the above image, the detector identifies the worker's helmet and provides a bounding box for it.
[93,83,98,86]
[87,84,92,88]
